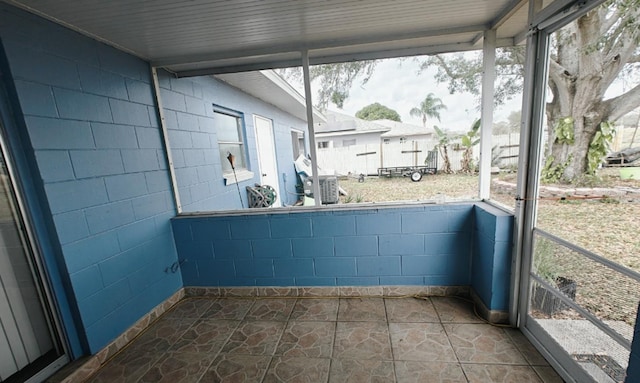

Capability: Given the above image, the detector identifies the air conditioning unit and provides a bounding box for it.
[303,176,339,204]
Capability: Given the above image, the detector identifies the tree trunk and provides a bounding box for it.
[547,110,603,181]
[461,148,474,173]
[544,8,609,182]
[439,146,452,174]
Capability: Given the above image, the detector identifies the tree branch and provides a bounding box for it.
[600,8,622,35]
[604,82,640,121]
[599,4,640,56]
[628,54,640,64]
[431,55,464,79]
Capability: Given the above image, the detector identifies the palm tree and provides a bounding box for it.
[410,93,447,127]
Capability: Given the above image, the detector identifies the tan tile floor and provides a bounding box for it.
[86,296,564,382]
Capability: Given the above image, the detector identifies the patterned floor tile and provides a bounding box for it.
[462,364,543,383]
[503,328,549,366]
[385,297,439,323]
[124,316,198,356]
[199,354,271,382]
[444,323,528,364]
[389,322,457,362]
[533,366,565,383]
[338,298,387,322]
[276,321,335,358]
[86,351,164,383]
[81,296,570,383]
[165,299,214,319]
[263,356,331,383]
[333,322,392,360]
[171,319,240,353]
[329,359,395,383]
[202,298,254,320]
[432,297,483,323]
[86,315,199,382]
[245,298,296,321]
[221,320,286,355]
[138,352,216,383]
[290,299,339,321]
[394,361,467,383]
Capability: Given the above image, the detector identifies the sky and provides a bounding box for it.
[312,55,522,133]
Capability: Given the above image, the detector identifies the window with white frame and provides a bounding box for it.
[291,130,305,159]
[214,107,248,175]
[318,141,329,149]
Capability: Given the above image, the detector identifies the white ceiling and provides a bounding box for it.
[6,0,535,77]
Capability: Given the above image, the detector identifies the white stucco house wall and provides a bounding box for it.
[315,111,434,148]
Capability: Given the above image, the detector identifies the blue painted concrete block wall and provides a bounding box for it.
[157,70,308,212]
[172,204,474,287]
[471,203,513,311]
[0,4,182,353]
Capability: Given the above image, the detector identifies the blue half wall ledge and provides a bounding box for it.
[171,202,514,313]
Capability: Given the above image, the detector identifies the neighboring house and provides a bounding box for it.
[315,110,433,148]
[315,111,390,148]
[158,69,324,211]
[376,119,434,144]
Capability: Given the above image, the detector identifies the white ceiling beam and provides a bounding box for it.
[490,0,529,29]
[171,42,481,78]
[472,0,527,48]
[174,60,303,77]
[171,37,520,78]
[151,24,487,67]
[308,42,479,65]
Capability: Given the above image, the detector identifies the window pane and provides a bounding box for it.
[215,112,242,142]
[220,143,245,173]
[534,3,640,270]
[292,131,305,159]
[490,98,522,211]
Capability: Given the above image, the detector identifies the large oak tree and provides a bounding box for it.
[421,0,640,181]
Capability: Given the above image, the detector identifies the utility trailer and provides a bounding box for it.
[377,150,438,182]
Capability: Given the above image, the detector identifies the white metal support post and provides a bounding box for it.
[478,29,497,200]
[511,0,543,328]
[301,51,322,206]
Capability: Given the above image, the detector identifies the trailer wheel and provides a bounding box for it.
[410,171,422,182]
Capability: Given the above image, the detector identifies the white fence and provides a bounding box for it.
[316,133,520,176]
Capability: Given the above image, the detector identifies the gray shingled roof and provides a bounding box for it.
[315,111,391,134]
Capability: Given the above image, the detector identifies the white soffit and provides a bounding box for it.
[6,0,534,76]
[216,71,326,123]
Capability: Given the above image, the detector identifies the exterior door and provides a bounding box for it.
[515,2,627,382]
[253,115,281,207]
[0,125,67,382]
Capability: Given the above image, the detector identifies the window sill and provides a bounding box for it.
[223,169,254,185]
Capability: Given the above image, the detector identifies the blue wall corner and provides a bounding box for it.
[0,3,182,354]
[471,203,514,311]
